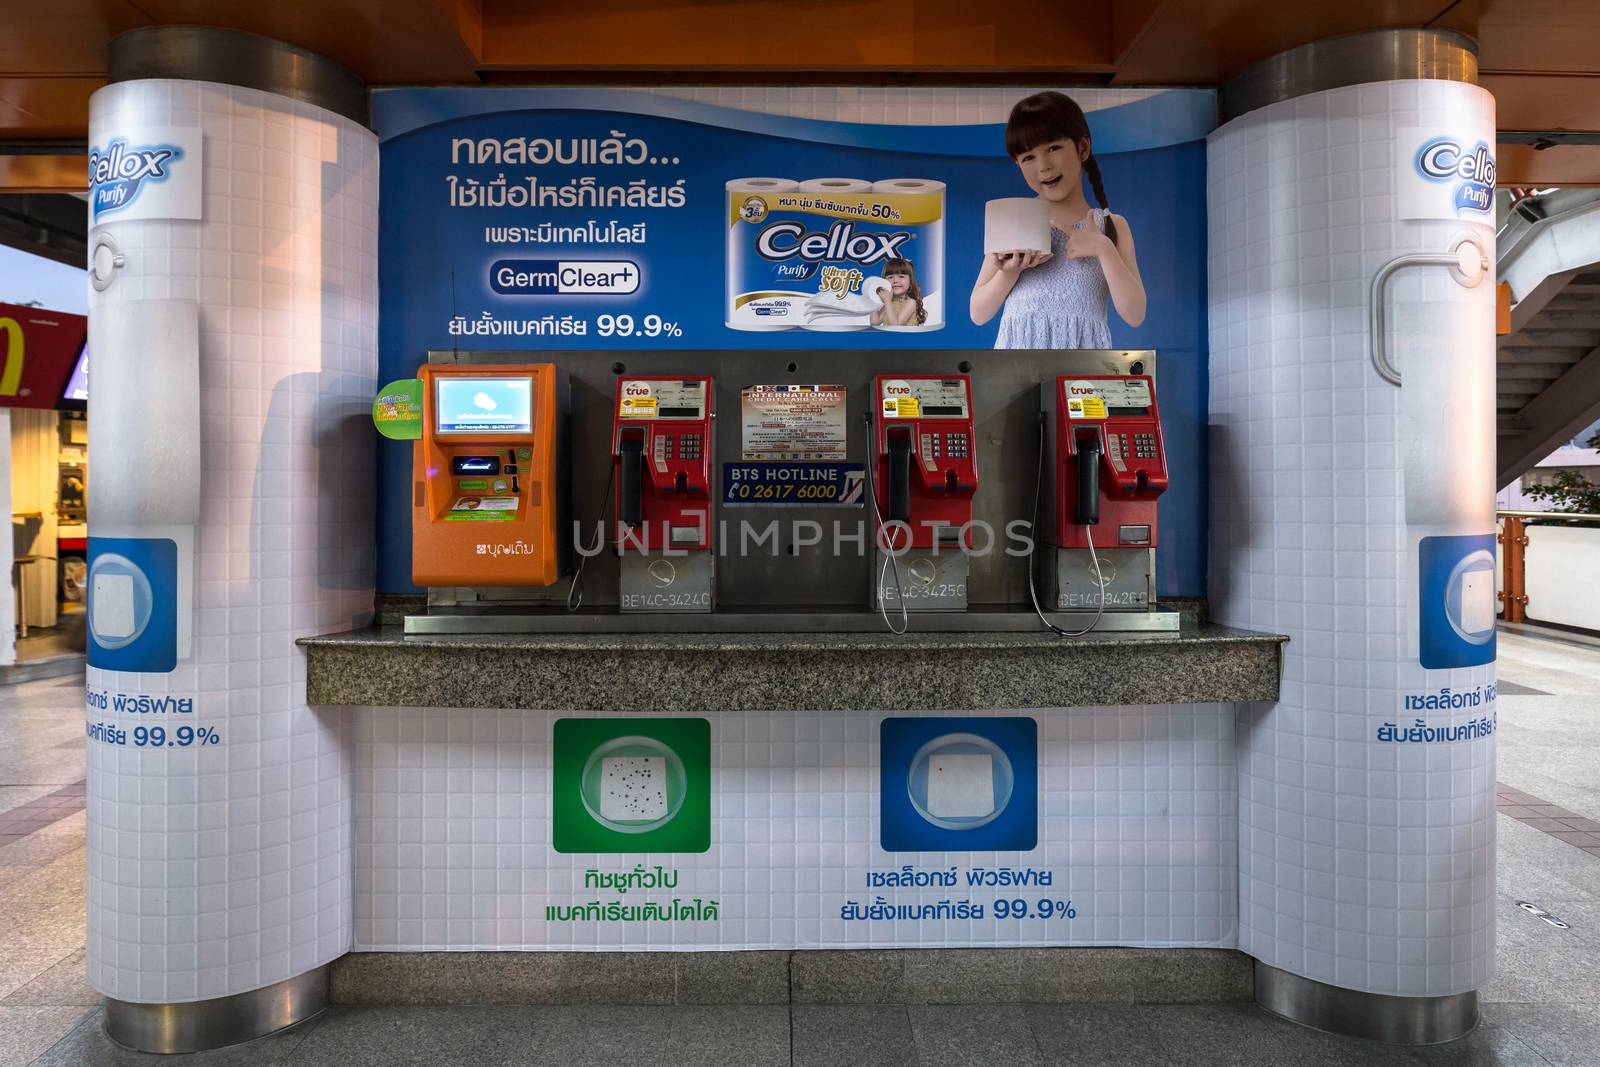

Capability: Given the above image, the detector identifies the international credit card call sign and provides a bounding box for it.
[550,716,1038,854]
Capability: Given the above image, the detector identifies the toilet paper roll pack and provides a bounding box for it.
[727,176,945,332]
[984,197,1052,255]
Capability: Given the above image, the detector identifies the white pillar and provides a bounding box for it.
[1209,73,1498,1001]
[85,66,377,1011]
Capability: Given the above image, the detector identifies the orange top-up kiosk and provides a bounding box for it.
[411,363,566,587]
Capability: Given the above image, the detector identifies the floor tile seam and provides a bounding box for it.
[0,783,86,844]
[1496,789,1600,857]
[19,1005,98,1067]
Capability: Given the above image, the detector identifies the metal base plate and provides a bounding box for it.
[619,551,714,612]
[1054,547,1154,611]
[404,606,1182,634]
[876,550,969,612]
[1254,961,1478,1045]
[103,964,330,1054]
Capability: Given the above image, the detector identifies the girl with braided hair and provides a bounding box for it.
[970,91,1146,348]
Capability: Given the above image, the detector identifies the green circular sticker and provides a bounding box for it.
[373,378,423,440]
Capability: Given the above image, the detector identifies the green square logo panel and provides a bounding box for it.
[552,718,711,854]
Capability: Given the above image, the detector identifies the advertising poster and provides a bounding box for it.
[354,706,1238,951]
[0,303,88,410]
[373,87,1215,594]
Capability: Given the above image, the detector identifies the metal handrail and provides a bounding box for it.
[1497,509,1600,521]
[1369,234,1489,386]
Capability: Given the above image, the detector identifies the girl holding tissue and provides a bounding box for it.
[871,257,928,327]
[970,91,1146,348]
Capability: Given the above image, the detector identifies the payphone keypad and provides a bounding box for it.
[680,432,703,460]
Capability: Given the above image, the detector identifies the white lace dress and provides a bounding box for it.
[993,208,1113,350]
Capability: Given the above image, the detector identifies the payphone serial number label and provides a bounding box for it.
[723,463,865,508]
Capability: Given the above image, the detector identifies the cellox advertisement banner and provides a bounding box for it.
[86,127,202,224]
[1397,127,1496,223]
[373,87,1215,594]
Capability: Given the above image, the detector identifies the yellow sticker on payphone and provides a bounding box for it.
[1068,383,1107,415]
[882,397,920,418]
[619,396,658,418]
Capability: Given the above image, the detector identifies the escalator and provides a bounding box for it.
[1496,188,1600,487]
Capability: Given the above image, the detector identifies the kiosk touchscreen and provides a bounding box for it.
[412,363,566,587]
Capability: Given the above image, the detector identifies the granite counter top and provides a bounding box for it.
[300,623,1285,712]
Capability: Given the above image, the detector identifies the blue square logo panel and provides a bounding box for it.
[87,536,178,673]
[1418,533,1497,670]
[880,717,1037,853]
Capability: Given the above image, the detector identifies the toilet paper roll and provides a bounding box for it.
[799,178,873,194]
[801,276,890,331]
[984,197,1052,255]
[725,177,800,193]
[871,178,947,195]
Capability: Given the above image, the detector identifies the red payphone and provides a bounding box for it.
[612,376,715,612]
[1041,374,1168,615]
[869,374,978,618]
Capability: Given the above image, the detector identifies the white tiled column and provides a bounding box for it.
[1209,80,1497,998]
[85,78,377,1004]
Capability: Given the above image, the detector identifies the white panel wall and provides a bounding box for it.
[352,704,1239,951]
[1524,525,1600,630]
[85,79,377,1003]
[1209,81,1498,997]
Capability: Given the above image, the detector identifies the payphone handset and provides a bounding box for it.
[412,363,564,587]
[613,377,714,551]
[1054,374,1168,549]
[870,375,979,549]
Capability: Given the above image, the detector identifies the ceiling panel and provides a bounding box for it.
[0,78,103,138]
[1483,74,1600,134]
[478,0,1113,72]
[1475,0,1600,75]
[1111,0,1457,84]
[0,0,149,74]
[1497,143,1600,188]
[128,0,481,83]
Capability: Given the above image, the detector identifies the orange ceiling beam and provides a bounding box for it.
[0,154,87,193]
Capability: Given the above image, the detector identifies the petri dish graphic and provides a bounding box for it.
[906,732,1014,831]
[87,552,154,650]
[579,735,688,834]
[1445,548,1497,644]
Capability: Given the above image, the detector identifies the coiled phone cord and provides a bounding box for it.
[566,460,617,613]
[1028,413,1106,638]
[862,413,909,636]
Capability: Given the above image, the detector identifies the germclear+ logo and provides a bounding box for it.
[1415,137,1495,215]
[88,139,182,219]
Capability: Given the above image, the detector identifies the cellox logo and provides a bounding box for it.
[1416,137,1494,215]
[756,221,911,266]
[88,139,182,218]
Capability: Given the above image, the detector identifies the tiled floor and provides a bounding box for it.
[5,630,1600,1066]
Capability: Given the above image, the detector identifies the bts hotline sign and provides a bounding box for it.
[0,304,87,410]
